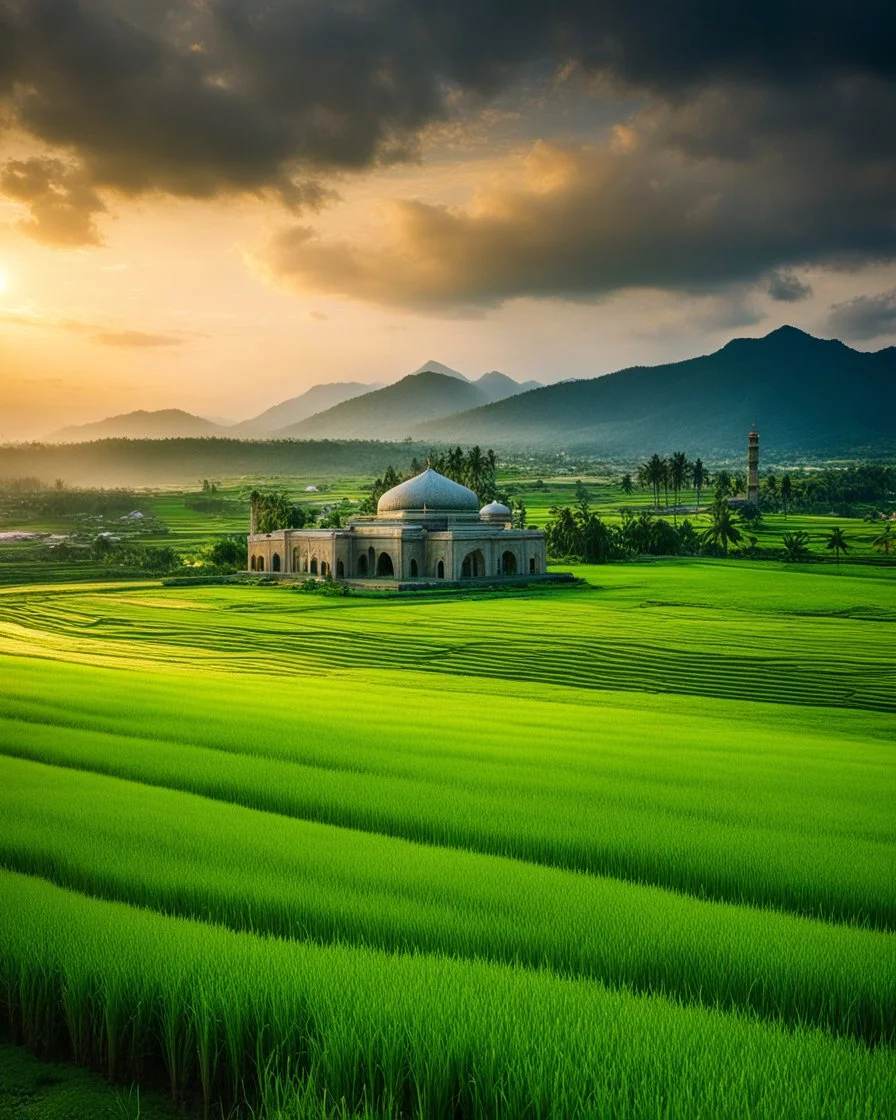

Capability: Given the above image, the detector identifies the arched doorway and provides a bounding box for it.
[320,561,328,577]
[461,550,485,578]
[257,556,265,572]
[310,558,318,575]
[357,554,368,577]
[336,560,345,578]
[501,551,517,575]
[529,556,537,573]
[409,558,418,577]
[436,560,445,579]
[250,555,256,571]
[376,552,394,577]
[272,553,281,572]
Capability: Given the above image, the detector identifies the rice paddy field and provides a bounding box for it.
[0,559,894,1117]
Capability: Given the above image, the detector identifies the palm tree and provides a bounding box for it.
[640,454,665,509]
[782,531,811,563]
[872,524,894,555]
[692,458,705,512]
[780,475,793,519]
[620,472,634,496]
[669,452,689,523]
[825,526,849,569]
[701,504,742,557]
[713,469,732,502]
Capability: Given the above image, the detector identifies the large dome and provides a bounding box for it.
[377,468,479,514]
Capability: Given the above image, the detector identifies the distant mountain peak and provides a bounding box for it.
[410,360,468,382]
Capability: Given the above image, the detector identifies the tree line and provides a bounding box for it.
[625,456,894,519]
[359,446,500,513]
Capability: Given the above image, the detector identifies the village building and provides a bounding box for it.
[247,467,548,583]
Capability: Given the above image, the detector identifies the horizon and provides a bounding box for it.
[7,321,889,442]
[1,3,895,440]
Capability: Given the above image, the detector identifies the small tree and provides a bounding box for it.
[701,503,742,557]
[872,524,894,555]
[782,531,811,563]
[692,458,706,511]
[713,469,732,503]
[620,473,634,496]
[825,526,849,569]
[669,451,689,523]
[780,475,793,519]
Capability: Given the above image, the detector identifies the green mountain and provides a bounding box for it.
[475,370,542,403]
[231,381,381,436]
[412,327,895,456]
[48,409,225,443]
[278,371,490,439]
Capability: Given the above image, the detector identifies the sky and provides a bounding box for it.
[0,0,894,440]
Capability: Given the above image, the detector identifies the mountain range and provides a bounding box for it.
[46,363,541,443]
[42,329,894,456]
[413,327,892,456]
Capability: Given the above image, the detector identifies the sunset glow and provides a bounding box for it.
[0,4,894,441]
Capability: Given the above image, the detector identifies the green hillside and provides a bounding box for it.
[414,327,895,456]
[282,370,488,439]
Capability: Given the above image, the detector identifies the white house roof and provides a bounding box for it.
[377,468,479,514]
[480,501,511,516]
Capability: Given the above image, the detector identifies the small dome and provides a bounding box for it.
[480,501,511,517]
[377,468,479,514]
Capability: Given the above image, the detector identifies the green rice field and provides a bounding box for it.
[0,561,894,1116]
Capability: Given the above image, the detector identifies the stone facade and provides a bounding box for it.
[247,468,548,583]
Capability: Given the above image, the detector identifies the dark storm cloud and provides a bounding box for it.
[766,269,813,302]
[826,289,896,340]
[253,128,896,312]
[1,0,893,192]
[1,0,894,298]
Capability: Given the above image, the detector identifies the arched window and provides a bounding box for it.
[336,559,345,578]
[409,558,418,577]
[257,556,265,572]
[529,556,536,573]
[310,558,318,575]
[357,554,368,577]
[461,550,485,578]
[272,553,281,572]
[436,560,445,579]
[376,552,394,577]
[501,551,517,576]
[320,561,328,578]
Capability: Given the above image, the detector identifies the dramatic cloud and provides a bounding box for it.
[1,0,894,297]
[0,1,893,192]
[767,269,813,302]
[826,288,896,341]
[0,156,106,246]
[253,127,896,312]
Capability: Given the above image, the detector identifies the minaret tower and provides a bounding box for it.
[747,429,760,506]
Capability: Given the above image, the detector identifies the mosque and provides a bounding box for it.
[247,467,547,583]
